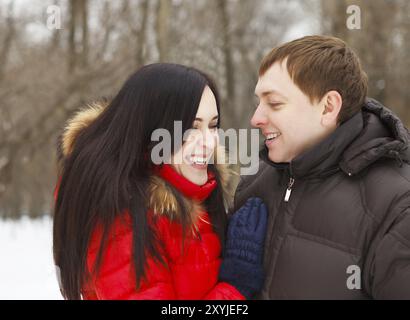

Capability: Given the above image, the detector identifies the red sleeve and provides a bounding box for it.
[86,218,177,300]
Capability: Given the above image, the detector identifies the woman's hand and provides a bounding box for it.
[218,197,268,299]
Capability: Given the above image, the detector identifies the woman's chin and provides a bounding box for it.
[184,165,208,185]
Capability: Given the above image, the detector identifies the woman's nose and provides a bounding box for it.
[199,128,217,153]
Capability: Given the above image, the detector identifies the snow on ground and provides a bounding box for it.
[0,216,62,300]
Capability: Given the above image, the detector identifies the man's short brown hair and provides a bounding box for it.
[259,35,368,123]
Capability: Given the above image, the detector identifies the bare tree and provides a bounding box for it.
[155,0,171,61]
[216,0,236,126]
[0,1,15,83]
[68,0,89,72]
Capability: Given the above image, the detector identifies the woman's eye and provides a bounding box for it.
[209,125,218,131]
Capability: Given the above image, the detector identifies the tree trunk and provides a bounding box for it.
[68,0,78,73]
[216,0,236,129]
[155,0,170,62]
[136,0,149,67]
[68,0,89,72]
[0,1,15,83]
[80,0,89,68]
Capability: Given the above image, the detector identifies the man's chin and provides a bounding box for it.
[268,150,289,164]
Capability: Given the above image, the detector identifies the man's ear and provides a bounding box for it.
[321,90,342,128]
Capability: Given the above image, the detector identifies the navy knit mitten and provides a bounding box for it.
[219,197,268,299]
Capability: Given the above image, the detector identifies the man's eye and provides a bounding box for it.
[269,103,282,109]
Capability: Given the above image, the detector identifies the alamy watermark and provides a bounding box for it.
[46,5,62,30]
[346,265,361,290]
[150,121,261,175]
[346,5,361,30]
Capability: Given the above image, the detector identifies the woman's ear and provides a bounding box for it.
[321,90,342,128]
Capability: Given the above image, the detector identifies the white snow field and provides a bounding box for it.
[0,216,62,300]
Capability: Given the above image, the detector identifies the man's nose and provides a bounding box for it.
[250,105,268,128]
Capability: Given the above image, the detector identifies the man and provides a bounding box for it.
[234,35,410,299]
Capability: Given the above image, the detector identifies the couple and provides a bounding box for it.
[53,35,410,300]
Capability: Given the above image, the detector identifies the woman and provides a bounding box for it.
[53,63,266,300]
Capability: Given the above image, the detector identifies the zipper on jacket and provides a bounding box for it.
[284,177,295,202]
[264,174,295,292]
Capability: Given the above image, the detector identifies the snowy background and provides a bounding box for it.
[0,216,62,299]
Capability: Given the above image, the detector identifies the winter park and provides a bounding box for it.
[1,0,409,301]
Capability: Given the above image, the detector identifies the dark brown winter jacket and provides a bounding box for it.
[234,98,410,299]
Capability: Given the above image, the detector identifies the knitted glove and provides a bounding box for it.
[219,197,268,299]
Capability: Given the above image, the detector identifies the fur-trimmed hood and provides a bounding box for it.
[58,101,235,219]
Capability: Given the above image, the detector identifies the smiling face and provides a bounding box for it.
[171,86,219,185]
[251,60,337,163]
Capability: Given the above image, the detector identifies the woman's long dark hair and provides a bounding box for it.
[53,63,227,300]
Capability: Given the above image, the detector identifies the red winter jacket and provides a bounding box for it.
[81,164,245,300]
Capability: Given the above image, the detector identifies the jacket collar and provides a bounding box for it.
[340,98,410,175]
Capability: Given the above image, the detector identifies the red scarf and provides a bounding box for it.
[154,164,217,202]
